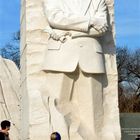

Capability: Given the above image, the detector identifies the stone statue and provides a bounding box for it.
[40,0,119,140]
[0,57,20,140]
[20,0,121,139]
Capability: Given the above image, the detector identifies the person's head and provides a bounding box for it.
[1,120,11,131]
[50,132,61,140]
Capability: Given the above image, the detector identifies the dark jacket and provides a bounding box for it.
[0,132,5,140]
[0,131,10,140]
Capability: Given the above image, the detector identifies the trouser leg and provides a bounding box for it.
[42,72,75,140]
[73,70,103,140]
[42,70,104,140]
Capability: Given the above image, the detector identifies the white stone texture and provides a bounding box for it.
[0,57,20,140]
[20,0,121,139]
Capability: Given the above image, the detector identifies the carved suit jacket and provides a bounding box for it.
[42,0,108,73]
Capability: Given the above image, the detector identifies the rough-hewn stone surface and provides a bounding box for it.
[0,57,20,140]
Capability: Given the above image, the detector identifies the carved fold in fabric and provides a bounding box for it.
[41,94,83,140]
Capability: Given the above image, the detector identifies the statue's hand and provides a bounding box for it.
[44,26,72,42]
[88,27,102,37]
[50,32,61,41]
[90,17,108,34]
[44,25,61,41]
[51,32,71,43]
[88,26,108,37]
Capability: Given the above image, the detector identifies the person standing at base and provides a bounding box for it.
[0,120,11,140]
[135,135,140,140]
[0,131,5,140]
[51,132,61,140]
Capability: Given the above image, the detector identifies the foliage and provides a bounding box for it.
[119,94,140,113]
[117,47,140,112]
[0,31,20,68]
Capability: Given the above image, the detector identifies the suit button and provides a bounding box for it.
[80,45,83,48]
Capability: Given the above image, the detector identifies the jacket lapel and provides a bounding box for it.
[80,0,92,15]
[80,0,101,15]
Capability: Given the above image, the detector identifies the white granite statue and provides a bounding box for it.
[39,0,121,140]
[20,0,121,139]
[0,57,20,140]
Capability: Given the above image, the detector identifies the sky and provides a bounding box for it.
[0,0,20,47]
[0,0,140,50]
[115,0,140,50]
